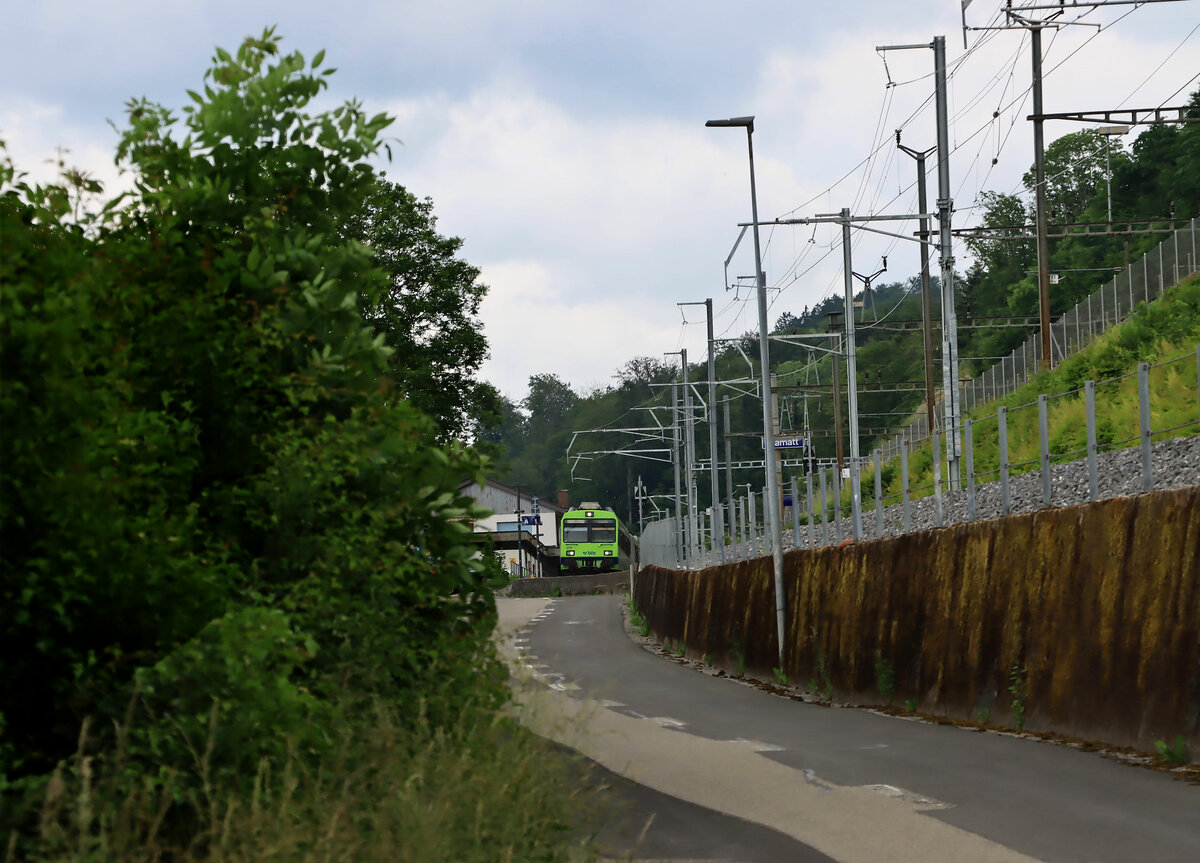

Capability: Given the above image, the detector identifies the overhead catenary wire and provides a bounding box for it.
[721,0,1189,357]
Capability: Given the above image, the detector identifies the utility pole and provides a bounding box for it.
[706,299,725,563]
[1030,22,1053,374]
[513,484,525,578]
[827,312,845,471]
[1098,125,1129,224]
[680,348,698,562]
[723,396,735,520]
[933,34,962,486]
[871,35,961,483]
[770,372,783,529]
[897,131,939,438]
[745,208,932,537]
[681,299,725,565]
[962,0,1192,373]
[670,382,684,565]
[840,208,865,539]
[531,496,542,578]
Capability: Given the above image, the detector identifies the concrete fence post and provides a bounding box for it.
[1039,394,1051,508]
[932,429,944,527]
[1086,381,1099,501]
[965,419,976,522]
[873,449,883,539]
[998,406,1010,517]
[1143,254,1149,305]
[1139,362,1153,493]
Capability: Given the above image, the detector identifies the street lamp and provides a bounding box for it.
[705,115,786,665]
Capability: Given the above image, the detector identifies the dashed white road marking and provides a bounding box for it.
[731,737,784,752]
[649,716,688,729]
[803,769,833,792]
[860,784,951,810]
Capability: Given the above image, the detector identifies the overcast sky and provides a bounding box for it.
[3,1,1197,402]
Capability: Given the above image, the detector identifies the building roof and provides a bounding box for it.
[457,476,569,515]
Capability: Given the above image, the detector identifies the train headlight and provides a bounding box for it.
[566,550,575,556]
[603,550,613,556]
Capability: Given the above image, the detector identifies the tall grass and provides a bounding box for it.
[6,700,600,863]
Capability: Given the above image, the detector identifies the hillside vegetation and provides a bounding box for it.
[872,273,1200,508]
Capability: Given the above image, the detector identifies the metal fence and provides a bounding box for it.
[877,217,1199,459]
[642,346,1200,570]
[640,221,1200,570]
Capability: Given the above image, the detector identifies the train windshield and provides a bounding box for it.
[589,519,617,543]
[562,519,590,543]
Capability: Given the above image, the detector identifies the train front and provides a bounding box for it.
[559,502,621,573]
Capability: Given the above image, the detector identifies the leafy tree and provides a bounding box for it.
[524,373,578,439]
[1022,129,1108,224]
[349,179,502,441]
[963,192,1033,279]
[774,310,803,332]
[1,29,504,799]
[615,355,674,389]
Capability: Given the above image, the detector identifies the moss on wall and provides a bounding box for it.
[634,486,1200,753]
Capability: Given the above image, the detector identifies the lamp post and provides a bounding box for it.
[706,115,786,664]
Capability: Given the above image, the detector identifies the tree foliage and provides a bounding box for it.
[1,28,505,827]
[350,180,502,441]
[1021,129,1110,224]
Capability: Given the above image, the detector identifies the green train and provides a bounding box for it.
[559,502,627,574]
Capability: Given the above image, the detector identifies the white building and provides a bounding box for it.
[457,479,571,578]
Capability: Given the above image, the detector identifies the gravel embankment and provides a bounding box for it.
[722,435,1200,559]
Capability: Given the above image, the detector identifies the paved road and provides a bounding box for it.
[499,595,1200,863]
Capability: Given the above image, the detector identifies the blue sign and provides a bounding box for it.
[520,515,542,525]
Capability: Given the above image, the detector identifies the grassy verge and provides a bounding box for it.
[7,699,595,863]
[861,274,1200,506]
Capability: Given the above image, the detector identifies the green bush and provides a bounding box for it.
[1,29,525,857]
[129,606,327,794]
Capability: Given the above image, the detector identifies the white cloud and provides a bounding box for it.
[476,258,682,401]
[3,0,1195,405]
[1,101,125,193]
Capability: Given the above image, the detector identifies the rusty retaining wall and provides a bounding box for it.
[634,486,1200,754]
